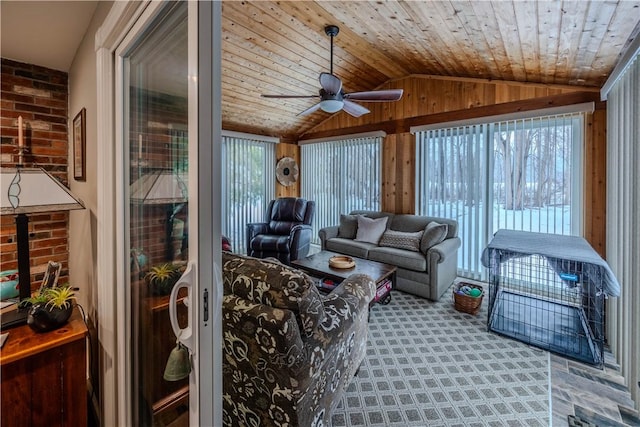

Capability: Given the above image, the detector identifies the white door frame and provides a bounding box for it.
[193,1,223,424]
[95,2,222,425]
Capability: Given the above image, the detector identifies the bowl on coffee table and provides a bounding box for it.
[328,255,355,269]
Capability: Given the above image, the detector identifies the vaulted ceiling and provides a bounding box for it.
[1,1,639,141]
[221,1,640,139]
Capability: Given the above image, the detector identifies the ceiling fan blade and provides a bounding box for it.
[342,100,370,117]
[319,72,342,94]
[261,94,318,99]
[297,102,322,117]
[344,89,404,101]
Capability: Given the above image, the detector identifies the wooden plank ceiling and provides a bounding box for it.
[221,1,640,140]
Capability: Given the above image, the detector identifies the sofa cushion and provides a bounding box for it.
[420,221,449,254]
[337,214,358,239]
[389,214,431,232]
[222,252,324,336]
[326,238,375,259]
[355,215,388,244]
[368,247,428,272]
[379,229,424,252]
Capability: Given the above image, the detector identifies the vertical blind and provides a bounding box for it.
[605,52,639,409]
[301,136,382,246]
[416,112,584,279]
[416,124,489,278]
[221,135,275,253]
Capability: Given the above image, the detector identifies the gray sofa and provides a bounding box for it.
[319,210,461,301]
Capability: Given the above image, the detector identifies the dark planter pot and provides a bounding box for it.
[148,278,180,296]
[27,303,73,333]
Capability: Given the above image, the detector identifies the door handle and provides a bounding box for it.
[212,262,223,328]
[168,261,195,352]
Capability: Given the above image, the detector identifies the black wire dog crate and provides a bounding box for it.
[482,230,621,368]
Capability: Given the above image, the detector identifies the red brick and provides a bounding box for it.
[1,59,69,288]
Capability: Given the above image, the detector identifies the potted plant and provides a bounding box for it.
[22,285,76,333]
[145,263,186,296]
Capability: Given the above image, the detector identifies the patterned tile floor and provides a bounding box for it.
[551,351,640,426]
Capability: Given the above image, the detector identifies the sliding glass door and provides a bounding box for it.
[115,2,221,425]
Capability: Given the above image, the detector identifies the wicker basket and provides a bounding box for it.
[453,282,484,315]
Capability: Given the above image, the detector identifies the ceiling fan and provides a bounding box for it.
[261,25,403,118]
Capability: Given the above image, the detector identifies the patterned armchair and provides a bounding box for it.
[222,252,375,427]
[246,197,315,264]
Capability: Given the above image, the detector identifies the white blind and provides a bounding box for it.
[221,135,275,253]
[416,112,584,279]
[301,136,382,245]
[416,124,488,279]
[606,52,639,409]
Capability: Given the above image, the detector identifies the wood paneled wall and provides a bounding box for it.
[275,141,299,198]
[583,109,607,256]
[383,133,415,214]
[292,75,607,256]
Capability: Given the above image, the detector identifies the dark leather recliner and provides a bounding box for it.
[246,197,315,264]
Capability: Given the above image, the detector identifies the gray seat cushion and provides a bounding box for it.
[325,238,376,259]
[368,246,427,272]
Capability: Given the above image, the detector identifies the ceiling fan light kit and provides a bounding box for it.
[261,25,403,117]
[320,99,344,113]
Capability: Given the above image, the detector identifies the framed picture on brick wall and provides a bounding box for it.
[73,108,86,181]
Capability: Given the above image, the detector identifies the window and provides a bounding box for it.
[221,133,276,253]
[416,111,585,279]
[301,135,383,246]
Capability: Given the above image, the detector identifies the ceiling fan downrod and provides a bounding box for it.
[325,25,339,76]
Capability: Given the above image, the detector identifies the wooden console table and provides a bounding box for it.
[1,308,88,427]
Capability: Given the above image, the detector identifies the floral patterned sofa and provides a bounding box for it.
[222,252,375,426]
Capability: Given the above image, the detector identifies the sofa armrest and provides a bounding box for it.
[245,222,269,251]
[318,226,339,250]
[306,273,375,372]
[426,237,461,301]
[427,237,461,264]
[320,274,376,322]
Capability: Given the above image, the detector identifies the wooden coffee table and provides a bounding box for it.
[292,250,396,305]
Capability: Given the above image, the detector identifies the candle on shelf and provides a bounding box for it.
[138,134,142,159]
[18,116,23,148]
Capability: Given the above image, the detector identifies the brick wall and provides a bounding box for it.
[0,58,70,289]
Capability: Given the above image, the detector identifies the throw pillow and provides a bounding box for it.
[337,214,358,239]
[420,221,449,253]
[379,229,424,252]
[355,215,388,244]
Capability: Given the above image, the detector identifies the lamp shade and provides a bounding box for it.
[130,170,188,205]
[1,168,85,214]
